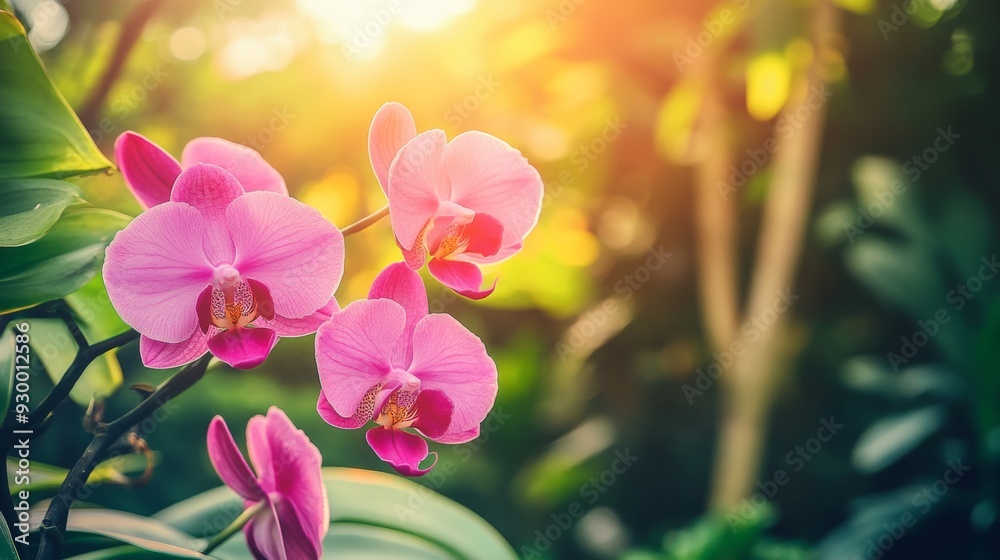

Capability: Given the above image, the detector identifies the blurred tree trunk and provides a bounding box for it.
[693,0,840,511]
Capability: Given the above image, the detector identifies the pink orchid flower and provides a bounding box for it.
[368,102,543,299]
[315,262,498,476]
[115,131,288,209]
[208,407,329,560]
[103,163,344,369]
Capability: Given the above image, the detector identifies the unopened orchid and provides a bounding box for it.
[315,262,498,476]
[103,163,344,369]
[368,102,543,299]
[207,407,329,560]
[115,131,288,208]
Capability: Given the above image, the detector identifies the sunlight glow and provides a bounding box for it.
[295,0,476,61]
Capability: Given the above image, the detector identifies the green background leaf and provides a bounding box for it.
[0,179,80,247]
[0,11,113,179]
[0,206,129,314]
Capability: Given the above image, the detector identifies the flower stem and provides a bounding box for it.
[35,354,213,560]
[202,500,266,555]
[340,204,389,237]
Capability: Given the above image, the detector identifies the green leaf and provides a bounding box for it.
[0,328,15,423]
[0,179,80,247]
[0,205,130,313]
[65,545,202,560]
[156,467,518,560]
[66,273,129,339]
[850,405,947,474]
[0,502,20,559]
[8,454,152,498]
[61,509,208,559]
[0,11,113,179]
[28,318,123,405]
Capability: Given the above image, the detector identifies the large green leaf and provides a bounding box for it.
[0,328,15,423]
[0,179,80,247]
[155,467,517,560]
[59,510,208,559]
[0,205,130,313]
[0,11,113,179]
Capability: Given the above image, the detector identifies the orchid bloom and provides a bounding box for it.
[208,407,329,560]
[103,163,344,369]
[315,262,498,476]
[368,102,543,299]
[115,131,288,209]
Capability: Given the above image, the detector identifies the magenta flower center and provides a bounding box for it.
[199,264,273,333]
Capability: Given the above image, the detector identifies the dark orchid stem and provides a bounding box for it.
[1,328,140,440]
[78,0,165,130]
[202,500,266,555]
[340,204,389,237]
[35,354,213,560]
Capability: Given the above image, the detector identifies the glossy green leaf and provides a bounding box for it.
[156,467,518,560]
[212,523,455,560]
[28,318,123,405]
[0,11,113,179]
[0,205,130,313]
[61,509,208,559]
[0,179,80,247]
[0,502,19,559]
[0,328,14,423]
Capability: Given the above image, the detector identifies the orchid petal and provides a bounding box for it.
[206,416,265,502]
[413,389,453,440]
[368,262,428,351]
[368,102,417,196]
[262,298,339,337]
[462,212,504,258]
[103,202,213,343]
[409,314,498,436]
[138,331,209,369]
[427,258,496,300]
[365,427,436,477]
[207,327,278,369]
[315,299,405,418]
[245,497,287,560]
[114,131,181,209]
[228,192,344,319]
[387,130,447,251]
[182,137,288,196]
[170,164,243,264]
[442,130,542,252]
